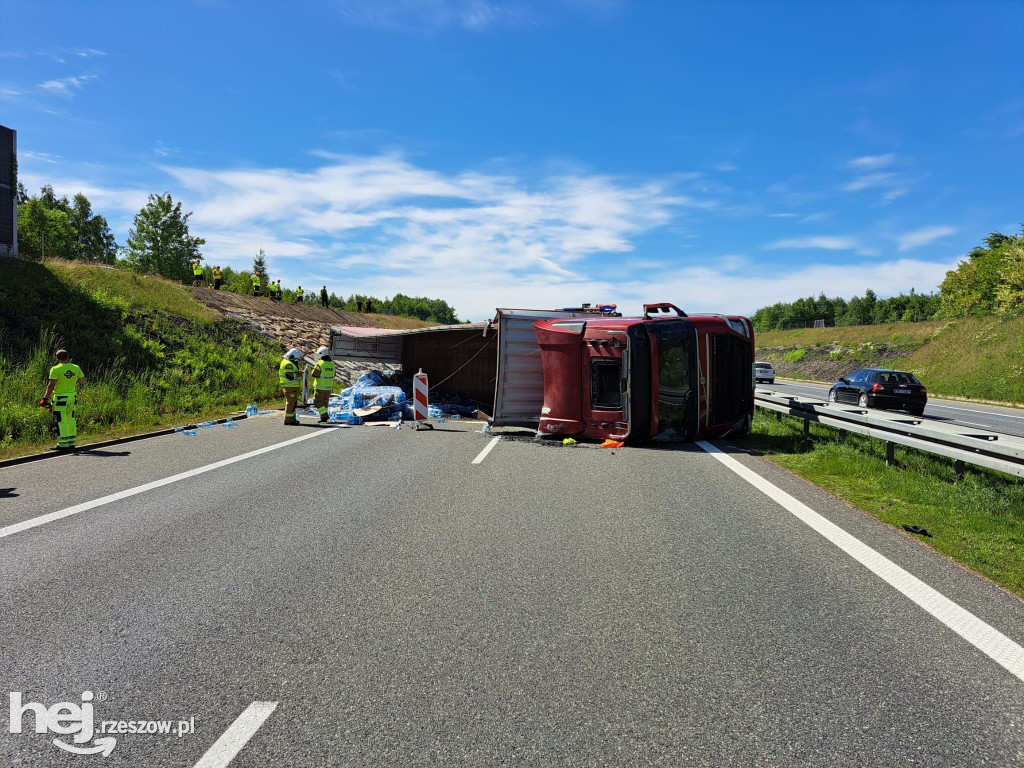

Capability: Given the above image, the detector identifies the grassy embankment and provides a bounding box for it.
[756,315,1024,405]
[749,317,1023,600]
[0,259,284,459]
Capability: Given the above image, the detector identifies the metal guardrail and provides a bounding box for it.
[754,389,1024,479]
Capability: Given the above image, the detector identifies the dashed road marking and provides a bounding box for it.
[192,701,278,768]
[472,436,501,465]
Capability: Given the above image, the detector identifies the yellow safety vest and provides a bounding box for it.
[279,359,301,388]
[313,360,336,391]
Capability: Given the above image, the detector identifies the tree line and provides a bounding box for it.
[751,226,1023,331]
[15,184,462,324]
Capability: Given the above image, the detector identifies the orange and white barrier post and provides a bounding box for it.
[413,369,432,429]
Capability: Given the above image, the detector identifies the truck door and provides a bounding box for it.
[579,331,628,441]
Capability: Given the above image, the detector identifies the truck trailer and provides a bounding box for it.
[328,302,753,443]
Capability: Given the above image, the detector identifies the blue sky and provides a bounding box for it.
[2,0,1022,321]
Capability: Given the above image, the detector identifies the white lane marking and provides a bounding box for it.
[926,403,1024,420]
[193,701,278,768]
[472,436,501,465]
[696,440,1024,683]
[1,430,332,541]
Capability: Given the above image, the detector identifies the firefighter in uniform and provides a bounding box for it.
[41,349,85,451]
[280,348,304,425]
[310,346,336,423]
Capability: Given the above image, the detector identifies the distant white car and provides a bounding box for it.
[754,361,775,384]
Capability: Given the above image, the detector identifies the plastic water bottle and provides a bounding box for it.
[481,424,492,435]
[173,427,185,433]
[224,418,239,428]
[437,417,446,424]
[183,430,197,436]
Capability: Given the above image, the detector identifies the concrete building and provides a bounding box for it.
[0,125,16,257]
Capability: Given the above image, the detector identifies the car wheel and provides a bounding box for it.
[858,393,869,408]
[828,390,837,402]
[908,406,924,416]
[767,379,774,384]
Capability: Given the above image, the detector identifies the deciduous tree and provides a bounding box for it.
[125,193,205,282]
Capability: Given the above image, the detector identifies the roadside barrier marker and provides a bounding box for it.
[697,440,1024,684]
[413,369,432,430]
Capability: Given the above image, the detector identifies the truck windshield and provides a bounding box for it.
[652,325,695,436]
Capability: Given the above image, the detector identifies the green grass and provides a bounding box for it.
[756,315,1024,405]
[746,410,1024,600]
[46,259,220,325]
[0,259,285,458]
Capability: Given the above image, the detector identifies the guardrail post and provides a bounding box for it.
[955,459,965,479]
[803,419,810,435]
[886,441,895,466]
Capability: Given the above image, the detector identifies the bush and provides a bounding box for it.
[784,349,807,363]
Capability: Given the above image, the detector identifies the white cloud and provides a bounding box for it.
[766,213,797,219]
[841,172,899,192]
[764,236,858,251]
[895,225,956,251]
[334,0,534,32]
[22,151,62,164]
[150,153,694,319]
[39,74,97,96]
[849,153,895,170]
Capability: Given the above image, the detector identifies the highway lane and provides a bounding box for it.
[762,379,1024,438]
[1,418,1022,766]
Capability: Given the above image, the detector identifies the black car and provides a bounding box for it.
[827,368,927,415]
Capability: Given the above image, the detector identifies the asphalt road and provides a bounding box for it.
[761,379,1024,438]
[1,414,1022,767]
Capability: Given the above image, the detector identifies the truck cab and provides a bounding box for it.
[534,303,754,442]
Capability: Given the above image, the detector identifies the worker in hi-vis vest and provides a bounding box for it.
[311,346,336,423]
[252,273,262,297]
[279,348,304,425]
[211,266,222,290]
[295,285,304,303]
[41,349,85,451]
[192,260,205,287]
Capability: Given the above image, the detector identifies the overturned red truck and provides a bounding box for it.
[328,302,754,442]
